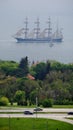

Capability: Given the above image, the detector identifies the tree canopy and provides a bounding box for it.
[0,57,73,106]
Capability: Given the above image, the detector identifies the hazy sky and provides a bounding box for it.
[0,0,73,40]
[0,0,73,15]
[0,0,73,63]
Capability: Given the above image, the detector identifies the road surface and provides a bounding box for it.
[0,108,73,124]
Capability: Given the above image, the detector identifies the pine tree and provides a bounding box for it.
[18,56,29,76]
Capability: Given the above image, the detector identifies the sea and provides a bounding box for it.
[0,1,73,64]
[0,37,73,64]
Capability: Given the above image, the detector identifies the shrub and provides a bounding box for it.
[0,97,9,106]
[54,99,73,105]
[18,100,27,106]
[42,98,53,108]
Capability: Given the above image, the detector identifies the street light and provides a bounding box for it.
[36,96,38,108]
[36,96,38,118]
[9,115,10,130]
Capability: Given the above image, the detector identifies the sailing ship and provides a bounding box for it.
[13,17,63,43]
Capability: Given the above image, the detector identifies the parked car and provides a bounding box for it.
[24,110,33,115]
[34,107,43,111]
[68,112,73,115]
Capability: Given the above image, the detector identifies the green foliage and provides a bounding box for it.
[14,68,26,77]
[0,60,18,68]
[0,96,9,106]
[31,61,50,80]
[0,59,73,106]
[22,79,40,103]
[0,69,5,79]
[51,61,73,71]
[14,90,25,105]
[42,98,53,107]
[30,90,37,104]
[18,56,29,76]
[0,60,18,76]
[0,57,29,77]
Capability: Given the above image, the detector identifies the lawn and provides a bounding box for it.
[0,105,73,110]
[53,105,73,108]
[0,118,73,130]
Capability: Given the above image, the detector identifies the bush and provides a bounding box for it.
[42,99,53,108]
[0,97,9,106]
[54,99,73,105]
[18,100,27,106]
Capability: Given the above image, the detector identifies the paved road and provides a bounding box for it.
[0,108,73,112]
[0,108,73,124]
[0,113,73,125]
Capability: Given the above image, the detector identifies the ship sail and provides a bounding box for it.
[46,17,52,38]
[34,18,40,38]
[13,17,63,43]
[28,29,34,38]
[14,28,25,38]
[52,27,63,42]
[24,17,29,38]
[39,29,46,38]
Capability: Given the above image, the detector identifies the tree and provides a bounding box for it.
[30,61,50,80]
[42,98,53,108]
[18,56,29,76]
[30,90,37,105]
[46,60,51,74]
[0,96,9,106]
[23,79,40,103]
[14,90,25,105]
[32,62,46,80]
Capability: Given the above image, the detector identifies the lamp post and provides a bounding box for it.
[36,96,38,118]
[9,115,10,130]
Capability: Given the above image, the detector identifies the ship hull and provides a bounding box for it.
[52,38,62,43]
[15,37,62,43]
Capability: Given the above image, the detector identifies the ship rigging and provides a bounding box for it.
[13,17,63,43]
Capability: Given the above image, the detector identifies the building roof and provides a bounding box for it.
[27,74,35,80]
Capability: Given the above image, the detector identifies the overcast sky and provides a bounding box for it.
[0,0,73,15]
[0,0,73,40]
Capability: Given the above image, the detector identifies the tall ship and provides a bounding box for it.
[13,17,63,43]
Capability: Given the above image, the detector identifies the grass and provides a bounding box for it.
[53,105,73,108]
[66,118,73,120]
[0,105,73,109]
[0,118,73,130]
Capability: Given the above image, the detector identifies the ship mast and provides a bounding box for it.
[24,17,29,38]
[55,20,63,38]
[34,18,40,38]
[46,17,52,38]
